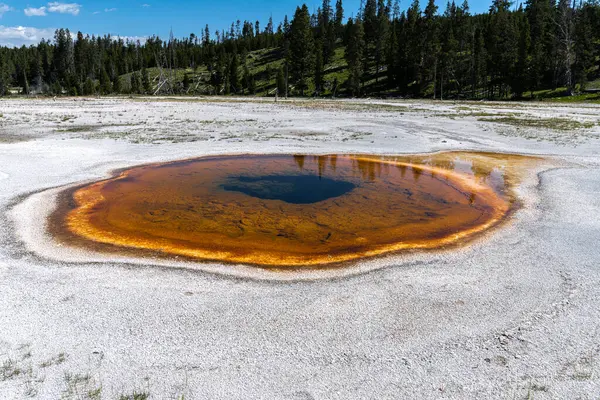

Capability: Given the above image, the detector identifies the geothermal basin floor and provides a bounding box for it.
[1,97,600,399]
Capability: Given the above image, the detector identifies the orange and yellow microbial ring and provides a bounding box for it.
[50,152,538,268]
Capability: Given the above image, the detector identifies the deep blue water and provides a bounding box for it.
[222,174,356,204]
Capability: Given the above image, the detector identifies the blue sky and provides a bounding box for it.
[0,0,493,47]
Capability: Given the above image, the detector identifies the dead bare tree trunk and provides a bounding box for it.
[440,70,444,101]
[433,60,437,100]
[285,62,289,99]
[169,28,176,93]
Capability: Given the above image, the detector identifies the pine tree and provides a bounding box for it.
[277,67,287,95]
[454,0,472,98]
[229,54,240,93]
[314,41,324,94]
[52,29,75,90]
[405,0,422,95]
[22,71,30,95]
[131,71,142,94]
[335,0,345,38]
[512,10,531,98]
[556,0,575,94]
[488,0,518,98]
[112,74,122,94]
[473,26,487,98]
[386,7,400,88]
[320,0,336,64]
[183,73,191,92]
[423,0,439,96]
[83,77,96,95]
[345,17,365,96]
[289,5,315,96]
[573,2,595,90]
[141,67,152,94]
[100,68,112,94]
[374,0,390,84]
[525,0,554,92]
[74,31,86,83]
[363,0,378,78]
[203,25,211,46]
[248,73,256,94]
[243,64,255,94]
[440,6,458,99]
[282,15,292,97]
[0,58,9,96]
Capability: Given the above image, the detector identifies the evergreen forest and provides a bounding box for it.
[1,0,600,100]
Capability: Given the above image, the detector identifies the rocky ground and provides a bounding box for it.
[0,97,599,399]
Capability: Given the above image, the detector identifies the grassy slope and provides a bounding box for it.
[113,45,600,102]
[117,46,351,96]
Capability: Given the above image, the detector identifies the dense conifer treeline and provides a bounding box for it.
[1,0,599,99]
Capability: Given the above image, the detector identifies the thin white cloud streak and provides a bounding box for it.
[104,7,117,12]
[47,2,81,16]
[24,6,47,16]
[0,3,13,18]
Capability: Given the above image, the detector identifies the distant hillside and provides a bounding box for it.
[115,46,352,97]
[116,44,600,102]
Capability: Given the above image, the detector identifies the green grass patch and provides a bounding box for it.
[479,116,595,130]
[119,392,150,400]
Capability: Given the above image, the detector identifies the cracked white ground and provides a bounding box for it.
[1,97,599,399]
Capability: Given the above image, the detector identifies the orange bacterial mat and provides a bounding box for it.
[50,152,539,267]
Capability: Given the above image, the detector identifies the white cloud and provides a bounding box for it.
[104,7,117,12]
[142,4,150,7]
[0,26,149,47]
[93,10,100,14]
[24,6,47,16]
[23,2,81,16]
[46,2,81,15]
[0,3,13,17]
[0,25,55,47]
